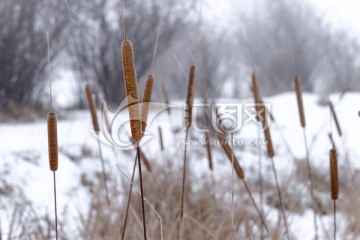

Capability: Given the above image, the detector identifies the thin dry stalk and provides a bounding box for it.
[121,153,138,240]
[294,75,319,239]
[139,148,152,173]
[217,133,270,237]
[180,65,196,240]
[329,101,342,137]
[204,132,213,171]
[85,84,110,206]
[141,75,154,134]
[252,73,289,239]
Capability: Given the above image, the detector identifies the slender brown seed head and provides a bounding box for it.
[47,111,58,171]
[251,73,275,157]
[204,132,213,171]
[329,101,342,137]
[217,133,245,179]
[141,75,154,134]
[122,39,142,142]
[330,148,339,200]
[85,84,100,132]
[158,126,164,151]
[161,84,171,115]
[294,75,306,128]
[185,65,196,129]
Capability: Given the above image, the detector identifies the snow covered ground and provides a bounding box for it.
[0,92,359,239]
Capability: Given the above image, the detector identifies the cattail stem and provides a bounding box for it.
[137,146,147,240]
[333,200,337,240]
[242,180,270,237]
[121,153,138,240]
[230,133,235,239]
[270,156,290,240]
[53,172,58,240]
[303,129,319,240]
[97,140,110,206]
[257,123,265,239]
[180,129,189,240]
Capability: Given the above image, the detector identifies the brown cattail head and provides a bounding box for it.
[85,84,100,132]
[158,126,164,151]
[47,111,58,171]
[204,132,213,171]
[329,101,342,137]
[330,148,339,200]
[251,74,275,157]
[294,75,306,128]
[185,65,196,129]
[217,133,245,179]
[141,74,154,134]
[161,84,171,115]
[121,39,142,143]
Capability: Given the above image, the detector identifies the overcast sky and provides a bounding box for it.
[205,0,360,38]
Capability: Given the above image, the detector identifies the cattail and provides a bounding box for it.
[294,75,306,128]
[85,84,100,132]
[161,84,171,115]
[329,101,342,137]
[204,132,213,171]
[217,133,245,179]
[139,149,152,172]
[185,65,196,129]
[252,74,275,157]
[122,40,142,142]
[330,148,339,200]
[158,126,164,151]
[141,75,153,134]
[47,111,58,171]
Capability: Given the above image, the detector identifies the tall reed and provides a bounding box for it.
[252,73,289,239]
[294,75,318,240]
[85,84,110,206]
[216,133,270,237]
[330,148,338,240]
[180,65,196,240]
[46,32,58,240]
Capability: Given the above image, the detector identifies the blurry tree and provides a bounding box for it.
[67,0,195,106]
[235,0,360,95]
[0,0,69,111]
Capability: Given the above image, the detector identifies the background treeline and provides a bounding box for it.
[1,0,359,112]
